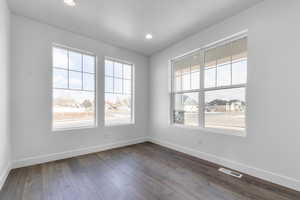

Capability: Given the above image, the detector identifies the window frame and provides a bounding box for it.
[51,44,98,131]
[170,33,247,137]
[104,57,135,126]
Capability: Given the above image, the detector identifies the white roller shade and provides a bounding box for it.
[173,51,203,72]
[204,37,247,66]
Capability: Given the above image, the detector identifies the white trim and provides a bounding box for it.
[170,124,246,137]
[0,162,11,191]
[12,137,147,169]
[149,137,300,192]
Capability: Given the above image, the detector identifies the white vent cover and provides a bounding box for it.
[218,168,243,178]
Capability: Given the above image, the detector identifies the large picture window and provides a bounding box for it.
[105,58,134,125]
[52,46,96,130]
[171,36,247,134]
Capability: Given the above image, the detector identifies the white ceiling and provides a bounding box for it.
[8,0,263,55]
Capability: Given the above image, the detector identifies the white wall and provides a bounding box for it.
[149,0,300,191]
[0,0,11,189]
[11,15,149,167]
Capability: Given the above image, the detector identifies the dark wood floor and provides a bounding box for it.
[1,143,299,200]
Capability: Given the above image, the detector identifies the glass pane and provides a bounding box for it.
[105,94,132,124]
[217,64,231,87]
[53,89,95,128]
[124,79,131,94]
[182,73,190,90]
[69,71,82,90]
[53,47,68,69]
[173,92,199,126]
[105,77,113,93]
[83,55,95,73]
[232,60,247,85]
[191,72,200,90]
[205,68,216,88]
[232,37,247,61]
[105,60,114,76]
[175,68,181,76]
[69,51,82,71]
[175,76,181,91]
[123,64,132,79]
[217,43,231,65]
[114,78,123,93]
[181,66,190,75]
[53,69,68,89]
[191,65,200,73]
[83,73,95,91]
[114,62,123,78]
[205,88,246,131]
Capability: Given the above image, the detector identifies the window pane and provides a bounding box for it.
[123,64,132,79]
[191,72,200,90]
[114,62,123,78]
[105,60,114,76]
[182,73,190,90]
[53,47,68,69]
[181,66,190,75]
[173,92,199,126]
[217,43,231,65]
[205,88,245,131]
[232,60,247,85]
[53,89,95,128]
[105,77,113,93]
[114,78,123,93]
[124,79,131,94]
[105,94,132,124]
[217,64,231,87]
[205,68,216,88]
[69,51,82,71]
[175,76,181,91]
[69,71,82,90]
[53,69,68,89]
[83,55,95,73]
[83,73,95,91]
[191,65,200,73]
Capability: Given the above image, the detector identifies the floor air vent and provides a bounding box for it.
[218,168,243,178]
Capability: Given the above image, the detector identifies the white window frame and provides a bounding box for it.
[52,44,97,131]
[170,33,247,137]
[104,57,135,126]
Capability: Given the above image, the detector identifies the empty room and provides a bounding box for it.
[1,0,300,199]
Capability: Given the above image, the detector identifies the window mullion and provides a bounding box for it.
[67,50,70,89]
[230,41,233,85]
[81,54,84,90]
[199,52,205,128]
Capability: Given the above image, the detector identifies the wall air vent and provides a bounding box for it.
[218,168,243,178]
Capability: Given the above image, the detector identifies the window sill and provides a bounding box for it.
[104,122,135,127]
[52,124,97,132]
[170,124,246,137]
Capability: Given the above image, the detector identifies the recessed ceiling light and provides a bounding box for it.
[145,34,153,40]
[64,0,76,7]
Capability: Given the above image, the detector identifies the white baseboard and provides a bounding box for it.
[149,137,300,192]
[12,137,147,169]
[8,136,300,192]
[0,162,11,191]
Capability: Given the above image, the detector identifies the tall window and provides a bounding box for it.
[171,36,247,134]
[52,46,96,130]
[105,58,133,125]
